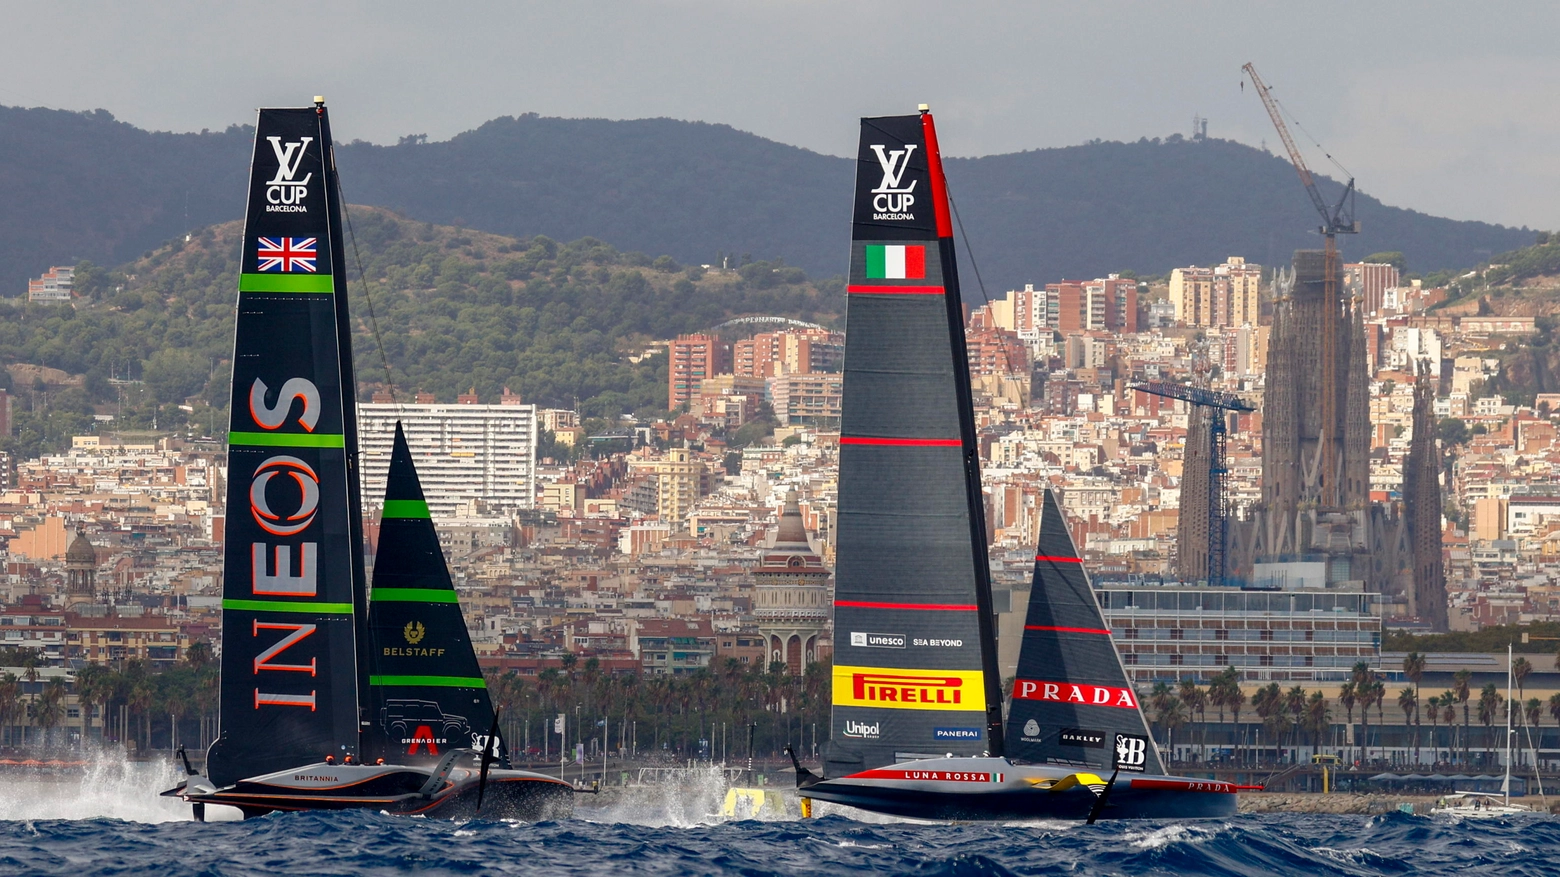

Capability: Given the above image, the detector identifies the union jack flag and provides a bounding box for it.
[256,237,318,273]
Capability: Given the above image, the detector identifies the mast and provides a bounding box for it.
[207,100,365,785]
[1505,643,1513,805]
[825,106,1003,777]
[921,108,1007,755]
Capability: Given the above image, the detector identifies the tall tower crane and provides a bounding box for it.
[1133,382,1255,586]
[1242,62,1358,509]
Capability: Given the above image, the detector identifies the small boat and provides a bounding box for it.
[787,107,1240,821]
[1430,792,1533,817]
[162,100,570,821]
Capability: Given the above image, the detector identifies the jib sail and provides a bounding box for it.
[364,424,501,766]
[207,103,370,786]
[826,109,1005,777]
[1005,490,1163,775]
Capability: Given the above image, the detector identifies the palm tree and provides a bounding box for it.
[35,679,65,749]
[1252,683,1282,764]
[1453,669,1473,764]
[20,657,40,747]
[1526,698,1542,737]
[1304,691,1331,751]
[1284,685,1306,757]
[1426,694,1442,764]
[0,673,19,747]
[1477,683,1501,764]
[1178,679,1208,759]
[1399,687,1418,764]
[1338,682,1357,761]
[73,664,111,746]
[1513,656,1533,705]
[1226,678,1246,764]
[1157,695,1187,755]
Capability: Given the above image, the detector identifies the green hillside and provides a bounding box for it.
[0,209,841,459]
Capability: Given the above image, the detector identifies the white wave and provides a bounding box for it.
[1123,823,1221,850]
[0,749,241,823]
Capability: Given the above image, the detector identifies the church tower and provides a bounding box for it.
[754,491,831,674]
[65,532,97,607]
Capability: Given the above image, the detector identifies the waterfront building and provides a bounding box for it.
[753,491,830,674]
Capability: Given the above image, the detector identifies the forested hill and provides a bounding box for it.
[0,105,1536,292]
[0,209,840,459]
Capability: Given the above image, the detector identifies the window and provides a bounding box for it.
[1215,629,1229,640]
[1169,654,1183,665]
[1170,629,1184,640]
[1260,655,1274,666]
[1215,654,1228,665]
[1124,628,1138,639]
[1260,630,1274,641]
[1304,630,1314,641]
[1123,654,1138,665]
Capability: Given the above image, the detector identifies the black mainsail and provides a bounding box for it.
[826,110,1005,776]
[1005,490,1163,775]
[364,424,503,766]
[207,103,369,786]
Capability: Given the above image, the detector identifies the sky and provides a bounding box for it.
[6,1,1559,232]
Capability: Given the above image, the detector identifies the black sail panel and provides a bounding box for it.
[827,112,1004,777]
[364,424,501,766]
[1005,490,1163,775]
[208,106,365,786]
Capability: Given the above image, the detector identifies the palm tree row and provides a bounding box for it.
[482,655,830,764]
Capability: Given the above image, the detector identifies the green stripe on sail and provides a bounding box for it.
[223,599,353,614]
[370,588,457,604]
[370,675,487,688]
[381,499,431,519]
[864,245,886,279]
[239,273,335,293]
[229,431,345,448]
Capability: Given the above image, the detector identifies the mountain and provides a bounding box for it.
[0,105,1537,292]
[0,209,839,459]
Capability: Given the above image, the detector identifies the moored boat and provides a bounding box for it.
[789,107,1240,821]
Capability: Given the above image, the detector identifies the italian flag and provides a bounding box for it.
[865,244,926,280]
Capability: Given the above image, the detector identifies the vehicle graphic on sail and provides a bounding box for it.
[161,100,571,821]
[787,107,1243,821]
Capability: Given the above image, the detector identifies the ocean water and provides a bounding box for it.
[0,758,1556,876]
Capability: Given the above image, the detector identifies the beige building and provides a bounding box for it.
[1169,257,1262,328]
[626,447,714,529]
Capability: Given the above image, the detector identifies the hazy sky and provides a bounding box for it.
[6,2,1558,231]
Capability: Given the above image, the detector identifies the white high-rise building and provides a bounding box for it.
[358,401,537,520]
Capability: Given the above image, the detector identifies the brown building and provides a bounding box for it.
[668,334,731,410]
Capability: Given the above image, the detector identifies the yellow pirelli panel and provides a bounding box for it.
[832,665,986,712]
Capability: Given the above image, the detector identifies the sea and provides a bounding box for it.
[0,756,1555,876]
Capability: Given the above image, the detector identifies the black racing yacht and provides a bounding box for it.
[787,107,1241,821]
[161,101,570,820]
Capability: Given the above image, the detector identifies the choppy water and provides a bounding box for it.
[1,756,1557,876]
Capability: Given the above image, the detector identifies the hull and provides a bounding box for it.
[165,760,574,821]
[800,756,1236,821]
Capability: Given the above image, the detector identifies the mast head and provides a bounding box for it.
[918,103,930,114]
[314,96,326,107]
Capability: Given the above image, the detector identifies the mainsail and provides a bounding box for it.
[364,424,501,765]
[1005,490,1163,775]
[208,104,369,785]
[826,110,1005,777]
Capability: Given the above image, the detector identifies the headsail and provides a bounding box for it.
[208,103,369,785]
[1005,490,1163,775]
[364,423,501,765]
[826,110,1005,777]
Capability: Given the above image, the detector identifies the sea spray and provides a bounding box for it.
[0,747,239,822]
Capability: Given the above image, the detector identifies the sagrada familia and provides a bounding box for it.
[1187,250,1449,630]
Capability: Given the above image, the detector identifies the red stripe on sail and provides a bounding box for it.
[840,436,961,447]
[904,246,926,279]
[921,112,954,239]
[835,600,977,611]
[1024,625,1111,635]
[847,285,945,295]
[1034,555,1083,563]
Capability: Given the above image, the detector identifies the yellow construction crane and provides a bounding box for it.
[1242,62,1359,509]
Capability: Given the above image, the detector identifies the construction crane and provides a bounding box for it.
[1242,62,1358,509]
[1133,382,1256,586]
